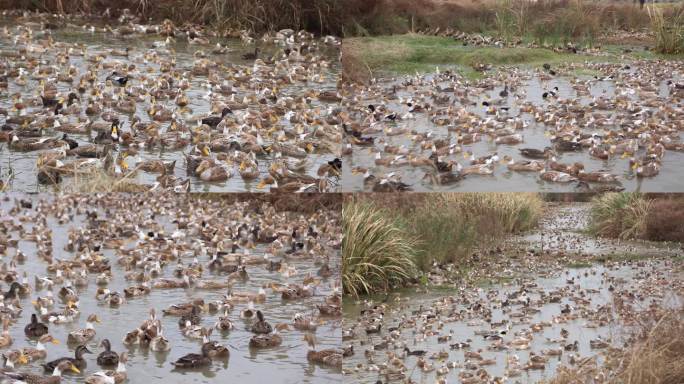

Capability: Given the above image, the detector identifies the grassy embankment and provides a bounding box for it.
[341,0,684,83]
[589,193,684,242]
[342,193,543,296]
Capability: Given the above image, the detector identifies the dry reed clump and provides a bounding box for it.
[342,200,418,297]
[2,0,656,39]
[58,167,149,193]
[589,193,651,240]
[644,197,684,242]
[343,193,543,282]
[546,309,684,384]
[648,4,684,54]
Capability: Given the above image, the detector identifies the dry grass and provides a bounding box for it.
[590,193,651,240]
[342,199,418,297]
[344,193,543,275]
[648,3,684,54]
[546,309,684,384]
[591,193,684,242]
[57,167,149,193]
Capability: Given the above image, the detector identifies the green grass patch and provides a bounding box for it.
[344,34,604,81]
[567,261,593,268]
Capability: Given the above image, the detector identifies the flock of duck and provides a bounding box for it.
[0,193,342,383]
[0,12,342,192]
[342,203,684,384]
[340,59,684,192]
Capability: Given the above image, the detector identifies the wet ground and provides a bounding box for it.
[341,60,684,192]
[0,16,341,192]
[342,204,683,383]
[0,194,341,383]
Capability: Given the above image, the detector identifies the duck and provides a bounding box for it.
[214,308,234,331]
[106,72,129,86]
[150,323,170,352]
[25,313,49,338]
[4,360,81,383]
[0,318,12,348]
[43,344,92,372]
[17,334,60,362]
[67,314,100,344]
[200,329,229,358]
[540,170,577,183]
[85,352,128,384]
[96,339,119,367]
[519,147,553,159]
[201,107,232,128]
[171,348,211,369]
[304,334,342,368]
[250,310,273,334]
[249,329,283,348]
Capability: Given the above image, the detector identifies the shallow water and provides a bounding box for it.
[342,261,683,384]
[0,19,341,192]
[0,194,341,384]
[342,64,684,192]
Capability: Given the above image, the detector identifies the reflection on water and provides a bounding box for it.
[0,194,341,383]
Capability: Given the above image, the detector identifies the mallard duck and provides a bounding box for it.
[19,334,60,362]
[1,350,28,370]
[5,360,80,383]
[250,310,273,334]
[540,170,577,183]
[171,348,211,369]
[43,344,92,372]
[0,317,12,348]
[67,314,100,344]
[249,329,282,348]
[214,308,234,331]
[106,72,129,86]
[25,313,49,338]
[85,352,128,384]
[519,147,553,159]
[201,107,232,128]
[201,329,229,358]
[150,326,170,352]
[506,158,544,172]
[304,334,342,368]
[96,339,119,367]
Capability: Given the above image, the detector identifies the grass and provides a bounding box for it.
[648,3,684,54]
[342,34,598,82]
[342,193,543,295]
[589,193,651,240]
[590,193,684,242]
[57,167,149,193]
[546,309,684,384]
[342,200,418,297]
[567,261,592,268]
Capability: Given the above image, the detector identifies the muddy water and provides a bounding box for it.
[343,261,683,383]
[0,20,341,192]
[343,69,684,192]
[0,195,341,384]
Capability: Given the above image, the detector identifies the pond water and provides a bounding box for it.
[343,260,683,383]
[0,17,341,192]
[0,193,342,383]
[342,61,684,192]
